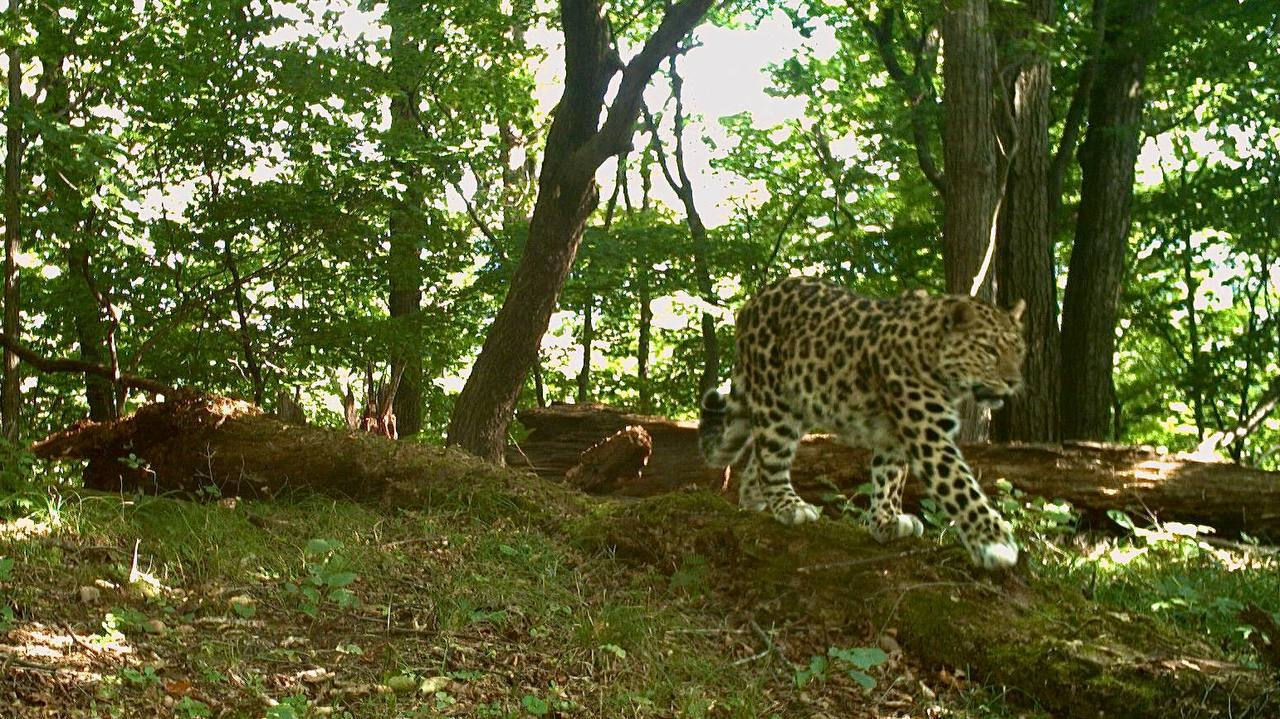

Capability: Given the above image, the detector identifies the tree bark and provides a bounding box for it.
[386,0,426,437]
[445,0,715,462]
[576,295,594,403]
[942,0,998,441]
[3,0,23,440]
[993,0,1059,442]
[67,241,116,421]
[1060,0,1160,441]
[637,269,653,414]
[509,404,1280,539]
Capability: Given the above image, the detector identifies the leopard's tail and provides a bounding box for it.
[699,386,752,467]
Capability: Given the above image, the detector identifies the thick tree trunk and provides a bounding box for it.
[941,0,998,442]
[509,404,1280,539]
[1060,0,1159,440]
[386,0,426,437]
[446,0,715,462]
[28,396,1280,718]
[3,4,22,440]
[993,0,1060,442]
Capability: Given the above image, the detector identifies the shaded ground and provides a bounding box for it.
[0,490,1025,719]
[13,396,1280,716]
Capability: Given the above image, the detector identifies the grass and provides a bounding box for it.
[0,458,1276,717]
[0,476,993,718]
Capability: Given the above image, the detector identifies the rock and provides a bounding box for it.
[78,586,101,604]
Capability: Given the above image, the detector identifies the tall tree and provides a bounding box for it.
[645,52,720,396]
[446,0,716,462]
[385,0,428,437]
[942,0,999,441]
[992,0,1060,442]
[1060,0,1160,440]
[2,0,22,440]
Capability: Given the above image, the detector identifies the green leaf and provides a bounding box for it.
[847,669,876,690]
[325,572,357,588]
[521,694,549,716]
[828,646,888,670]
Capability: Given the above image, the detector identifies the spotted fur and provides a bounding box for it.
[699,276,1027,569]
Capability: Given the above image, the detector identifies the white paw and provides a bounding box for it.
[973,541,1019,570]
[773,500,822,525]
[867,513,925,543]
[895,513,925,538]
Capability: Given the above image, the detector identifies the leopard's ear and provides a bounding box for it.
[950,301,978,329]
[1009,299,1026,324]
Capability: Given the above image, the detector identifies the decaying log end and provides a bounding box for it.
[564,424,652,494]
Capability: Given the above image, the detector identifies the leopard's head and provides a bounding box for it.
[937,298,1027,409]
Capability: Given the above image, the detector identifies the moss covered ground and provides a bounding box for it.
[0,456,1276,718]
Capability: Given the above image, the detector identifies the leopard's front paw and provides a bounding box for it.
[868,513,924,542]
[771,499,822,525]
[972,540,1019,570]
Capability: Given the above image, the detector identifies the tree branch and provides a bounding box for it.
[0,333,173,395]
[861,7,945,194]
[573,0,717,175]
[1049,0,1107,216]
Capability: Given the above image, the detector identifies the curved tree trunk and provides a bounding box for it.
[446,0,715,462]
[3,3,23,440]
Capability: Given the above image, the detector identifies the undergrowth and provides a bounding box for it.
[1,446,1276,717]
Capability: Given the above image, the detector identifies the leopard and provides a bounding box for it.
[699,276,1026,569]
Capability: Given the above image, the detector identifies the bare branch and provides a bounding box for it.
[0,333,173,395]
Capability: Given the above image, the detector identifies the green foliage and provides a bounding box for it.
[284,538,359,616]
[794,646,888,690]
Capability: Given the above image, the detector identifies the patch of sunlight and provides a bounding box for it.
[1107,545,1149,565]
[0,516,53,539]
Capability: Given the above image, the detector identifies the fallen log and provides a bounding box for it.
[563,424,652,494]
[511,403,1280,539]
[29,394,1280,716]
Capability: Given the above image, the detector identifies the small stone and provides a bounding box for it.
[78,586,101,604]
[878,634,901,655]
[141,618,167,635]
[384,675,417,694]
[419,676,450,694]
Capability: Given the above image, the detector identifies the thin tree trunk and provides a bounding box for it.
[638,269,652,414]
[993,0,1060,442]
[532,354,547,408]
[942,0,998,441]
[2,0,22,440]
[222,239,265,407]
[645,57,719,394]
[576,295,594,403]
[446,0,715,462]
[1060,0,1159,441]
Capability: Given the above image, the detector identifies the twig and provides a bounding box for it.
[796,545,945,573]
[731,618,779,667]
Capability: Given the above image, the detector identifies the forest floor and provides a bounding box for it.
[1,461,1277,718]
